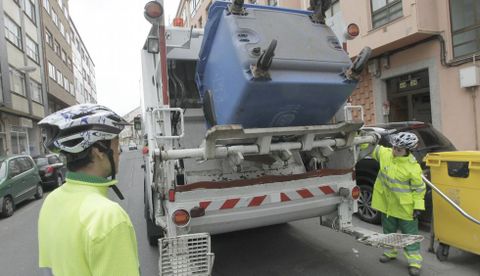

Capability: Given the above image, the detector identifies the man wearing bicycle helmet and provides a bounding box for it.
[38,104,140,276]
[371,132,425,276]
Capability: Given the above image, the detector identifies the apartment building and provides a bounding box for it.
[176,0,480,150]
[40,0,76,114]
[0,0,47,156]
[69,18,97,104]
[119,106,141,146]
[343,0,480,150]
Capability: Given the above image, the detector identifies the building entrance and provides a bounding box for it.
[386,69,432,123]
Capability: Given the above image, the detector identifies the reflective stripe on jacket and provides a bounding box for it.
[38,172,140,276]
[371,145,426,221]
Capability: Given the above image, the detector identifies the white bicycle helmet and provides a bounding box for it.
[390,132,419,150]
[39,104,128,153]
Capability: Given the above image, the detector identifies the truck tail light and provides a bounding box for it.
[351,186,361,200]
[168,189,175,202]
[172,209,190,227]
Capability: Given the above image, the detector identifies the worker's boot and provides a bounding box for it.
[378,255,396,263]
[408,267,421,276]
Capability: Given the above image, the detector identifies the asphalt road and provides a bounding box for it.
[0,150,479,275]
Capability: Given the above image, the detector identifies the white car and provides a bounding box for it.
[128,142,137,150]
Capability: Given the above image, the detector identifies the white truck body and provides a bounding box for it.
[140,2,421,275]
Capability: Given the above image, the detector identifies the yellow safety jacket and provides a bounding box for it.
[371,145,426,221]
[38,172,140,276]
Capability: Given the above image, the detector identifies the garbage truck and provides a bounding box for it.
[140,1,423,275]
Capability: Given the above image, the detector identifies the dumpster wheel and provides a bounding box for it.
[436,243,450,262]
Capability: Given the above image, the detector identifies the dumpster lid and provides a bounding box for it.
[425,151,480,163]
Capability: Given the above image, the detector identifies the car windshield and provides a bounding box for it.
[35,157,49,166]
[0,161,6,181]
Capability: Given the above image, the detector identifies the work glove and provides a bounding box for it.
[413,210,422,220]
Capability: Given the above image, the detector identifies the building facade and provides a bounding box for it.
[119,106,141,146]
[40,0,76,114]
[69,18,96,104]
[343,0,480,150]
[0,0,47,156]
[175,0,480,150]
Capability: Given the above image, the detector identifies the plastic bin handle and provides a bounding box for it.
[426,159,441,167]
[469,161,480,170]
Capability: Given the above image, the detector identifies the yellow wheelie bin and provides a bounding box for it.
[425,151,480,261]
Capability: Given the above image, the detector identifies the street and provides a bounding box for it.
[0,150,479,276]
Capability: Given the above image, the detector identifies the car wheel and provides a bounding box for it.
[1,196,14,217]
[357,184,381,224]
[35,184,44,199]
[56,175,63,188]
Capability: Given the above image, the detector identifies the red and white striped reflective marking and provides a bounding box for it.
[198,185,337,212]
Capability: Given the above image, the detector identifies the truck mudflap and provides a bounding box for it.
[159,233,215,276]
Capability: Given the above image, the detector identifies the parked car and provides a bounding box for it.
[0,155,43,218]
[355,121,456,224]
[33,154,67,189]
[128,142,138,150]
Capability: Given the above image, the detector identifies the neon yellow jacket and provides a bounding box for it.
[38,172,140,276]
[371,145,426,221]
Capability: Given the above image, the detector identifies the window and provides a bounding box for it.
[30,80,43,104]
[48,155,61,164]
[48,62,56,80]
[9,160,22,177]
[268,0,278,6]
[450,0,480,58]
[4,16,22,48]
[18,157,34,171]
[45,29,53,46]
[61,49,67,63]
[66,32,71,45]
[63,78,69,91]
[59,22,65,37]
[9,67,26,96]
[52,9,58,26]
[43,0,51,14]
[56,70,63,85]
[10,127,29,155]
[26,36,40,63]
[67,57,72,68]
[57,0,63,9]
[54,40,60,55]
[25,0,36,24]
[371,0,403,28]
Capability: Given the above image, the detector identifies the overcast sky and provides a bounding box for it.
[69,0,181,115]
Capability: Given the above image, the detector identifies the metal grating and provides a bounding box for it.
[159,233,213,276]
[358,233,424,249]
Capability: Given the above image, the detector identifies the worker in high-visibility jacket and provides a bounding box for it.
[38,104,140,276]
[371,132,426,276]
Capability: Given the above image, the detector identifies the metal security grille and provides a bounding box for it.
[359,233,424,249]
[159,233,213,276]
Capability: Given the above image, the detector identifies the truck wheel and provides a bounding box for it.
[436,243,450,262]
[357,184,381,224]
[146,216,164,247]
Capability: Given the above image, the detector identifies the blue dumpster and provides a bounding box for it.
[196,1,358,128]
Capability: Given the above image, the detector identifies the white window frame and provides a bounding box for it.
[48,62,56,80]
[30,80,43,104]
[52,9,58,26]
[4,16,22,49]
[26,36,40,63]
[9,67,26,96]
[56,70,63,85]
[43,0,51,14]
[25,0,37,24]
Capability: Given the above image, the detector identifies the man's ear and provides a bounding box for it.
[90,147,105,160]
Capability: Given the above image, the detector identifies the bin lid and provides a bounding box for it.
[425,151,480,163]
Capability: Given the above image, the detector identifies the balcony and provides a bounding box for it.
[344,0,441,57]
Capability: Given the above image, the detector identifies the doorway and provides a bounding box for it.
[386,69,432,123]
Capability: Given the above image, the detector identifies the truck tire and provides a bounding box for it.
[357,184,381,224]
[146,216,164,247]
[144,179,164,247]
